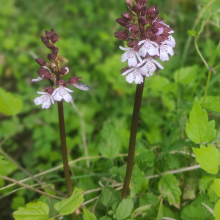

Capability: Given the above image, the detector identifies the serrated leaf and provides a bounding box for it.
[156,199,163,220]
[98,217,112,220]
[187,30,197,37]
[0,155,8,165]
[116,197,134,220]
[158,174,181,205]
[186,98,216,144]
[181,206,205,220]
[199,176,214,191]
[54,187,84,215]
[83,208,97,220]
[136,149,155,167]
[0,88,23,115]
[214,179,220,197]
[193,144,220,174]
[208,183,219,202]
[174,66,198,84]
[100,187,113,207]
[13,201,49,220]
[214,199,220,219]
[98,122,121,158]
[201,96,220,113]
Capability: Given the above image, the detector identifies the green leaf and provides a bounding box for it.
[11,196,25,211]
[214,199,220,219]
[13,201,49,220]
[158,174,181,205]
[151,76,177,93]
[208,183,219,202]
[199,176,214,191]
[187,30,197,37]
[0,88,23,115]
[83,208,97,220]
[174,65,198,84]
[201,96,220,113]
[186,98,216,144]
[193,144,220,174]
[156,199,163,220]
[181,205,205,220]
[0,155,8,165]
[214,179,220,197]
[136,149,155,167]
[98,122,121,158]
[98,217,112,220]
[100,187,113,207]
[54,188,84,215]
[116,197,134,220]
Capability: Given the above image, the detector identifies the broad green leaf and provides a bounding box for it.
[136,149,155,167]
[11,196,25,211]
[201,96,220,113]
[100,187,113,207]
[156,199,163,220]
[130,165,145,195]
[174,66,198,84]
[83,208,97,220]
[181,206,205,220]
[54,187,84,215]
[13,201,49,220]
[214,179,220,197]
[193,144,220,174]
[116,197,134,220]
[187,30,197,37]
[214,199,220,220]
[186,98,216,144]
[0,88,23,115]
[0,155,8,165]
[98,217,112,220]
[208,183,219,202]
[151,76,177,93]
[199,176,214,191]
[158,174,181,205]
[98,122,121,158]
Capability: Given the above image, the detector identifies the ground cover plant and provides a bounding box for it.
[0,0,220,219]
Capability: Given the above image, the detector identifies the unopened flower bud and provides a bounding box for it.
[68,76,82,85]
[116,17,129,26]
[51,33,59,43]
[141,6,147,16]
[47,53,56,61]
[133,44,141,52]
[50,29,56,35]
[42,86,54,95]
[45,31,52,40]
[121,12,132,20]
[52,46,59,55]
[37,67,51,80]
[126,0,133,6]
[127,41,138,48]
[147,5,156,13]
[41,36,47,44]
[126,24,139,34]
[60,66,70,75]
[150,9,159,19]
[114,31,128,41]
[136,0,147,5]
[138,16,148,25]
[133,4,142,14]
[56,79,67,86]
[35,58,46,66]
[45,41,53,49]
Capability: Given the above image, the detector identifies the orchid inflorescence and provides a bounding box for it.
[33,29,90,109]
[114,0,176,84]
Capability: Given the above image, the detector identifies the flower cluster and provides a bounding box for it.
[33,29,90,109]
[114,0,175,84]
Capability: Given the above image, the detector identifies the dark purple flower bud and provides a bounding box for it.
[141,6,147,16]
[121,12,132,20]
[133,44,141,52]
[35,58,46,66]
[116,17,129,26]
[47,53,56,61]
[137,0,147,5]
[147,5,156,13]
[150,9,159,19]
[50,29,56,35]
[133,4,142,14]
[52,46,59,55]
[41,36,47,44]
[127,35,135,40]
[138,16,148,25]
[45,41,53,49]
[114,31,129,41]
[45,31,52,40]
[60,66,70,75]
[37,67,51,80]
[126,24,139,34]
[43,86,54,95]
[121,67,131,75]
[68,77,82,85]
[127,41,138,48]
[154,35,163,45]
[126,0,133,5]
[51,33,59,43]
[56,79,68,86]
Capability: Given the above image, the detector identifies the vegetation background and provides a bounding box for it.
[0,0,220,219]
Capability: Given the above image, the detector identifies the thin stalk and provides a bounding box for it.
[121,79,145,199]
[202,71,212,106]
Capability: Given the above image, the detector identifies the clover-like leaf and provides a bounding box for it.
[54,187,84,215]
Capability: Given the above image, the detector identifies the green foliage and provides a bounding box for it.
[98,122,121,158]
[193,144,220,174]
[0,155,8,165]
[156,199,163,220]
[136,149,155,167]
[158,174,181,205]
[186,98,216,144]
[13,201,49,220]
[54,188,84,215]
[83,208,97,220]
[214,199,220,220]
[0,88,23,115]
[116,198,134,220]
[201,96,220,114]
[214,179,220,197]
[187,30,198,37]
[174,66,198,84]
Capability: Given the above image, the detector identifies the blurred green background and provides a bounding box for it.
[0,0,220,219]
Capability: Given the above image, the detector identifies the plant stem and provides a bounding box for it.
[121,79,145,199]
[202,71,212,106]
[57,101,77,220]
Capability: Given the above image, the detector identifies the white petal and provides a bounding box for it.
[152,59,164,69]
[63,92,72,102]
[128,56,137,67]
[51,97,54,104]
[150,41,159,47]
[126,72,134,83]
[138,46,147,57]
[121,52,128,62]
[122,68,133,76]
[37,92,48,95]
[52,88,59,96]
[135,74,143,84]
[42,99,51,109]
[148,45,159,56]
[64,87,73,93]
[73,82,90,91]
[167,46,174,56]
[53,92,63,102]
[160,51,169,61]
[119,46,130,51]
[169,30,174,33]
[138,40,145,45]
[139,67,147,75]
[32,76,43,82]
[34,96,43,105]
